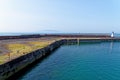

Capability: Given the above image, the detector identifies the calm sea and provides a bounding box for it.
[0,33,27,36]
[18,41,120,80]
[0,33,42,36]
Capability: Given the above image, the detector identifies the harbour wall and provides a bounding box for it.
[0,34,110,40]
[0,38,120,80]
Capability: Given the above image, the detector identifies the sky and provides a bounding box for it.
[0,0,120,33]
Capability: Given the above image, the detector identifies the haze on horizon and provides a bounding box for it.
[0,0,120,33]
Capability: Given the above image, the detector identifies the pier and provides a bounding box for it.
[0,34,120,80]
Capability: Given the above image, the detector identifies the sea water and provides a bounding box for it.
[18,41,120,80]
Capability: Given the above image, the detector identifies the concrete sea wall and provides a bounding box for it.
[0,39,67,80]
[0,38,120,80]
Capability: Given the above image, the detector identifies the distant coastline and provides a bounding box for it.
[0,33,120,38]
[0,32,110,36]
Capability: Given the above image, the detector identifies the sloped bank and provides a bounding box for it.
[0,39,68,80]
[0,38,120,80]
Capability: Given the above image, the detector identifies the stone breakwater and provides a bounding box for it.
[0,39,67,80]
[0,38,120,80]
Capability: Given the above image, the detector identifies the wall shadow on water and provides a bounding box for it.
[66,41,102,45]
[6,48,60,80]
[79,42,102,45]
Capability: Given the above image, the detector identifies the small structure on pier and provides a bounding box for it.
[111,32,114,38]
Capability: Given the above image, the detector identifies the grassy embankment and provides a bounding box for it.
[0,40,55,64]
[0,37,106,64]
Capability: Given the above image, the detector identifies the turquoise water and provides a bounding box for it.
[19,42,120,80]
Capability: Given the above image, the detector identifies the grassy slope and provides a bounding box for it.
[0,40,55,64]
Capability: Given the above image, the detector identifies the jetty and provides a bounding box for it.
[0,34,120,80]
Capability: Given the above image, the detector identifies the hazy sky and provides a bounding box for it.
[0,0,120,33]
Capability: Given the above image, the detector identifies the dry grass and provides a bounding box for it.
[28,41,52,49]
[0,40,55,64]
[0,54,9,64]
